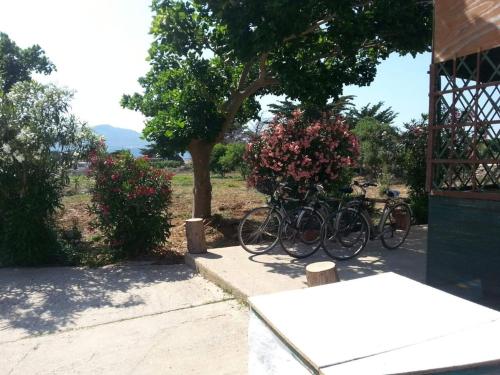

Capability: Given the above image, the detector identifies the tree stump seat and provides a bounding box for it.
[305,261,340,287]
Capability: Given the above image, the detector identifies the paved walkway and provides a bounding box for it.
[0,227,427,374]
[186,225,427,300]
[0,264,247,375]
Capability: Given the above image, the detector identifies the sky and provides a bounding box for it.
[0,0,431,132]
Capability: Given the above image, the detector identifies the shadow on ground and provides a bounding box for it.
[187,225,427,299]
[247,226,427,283]
[0,264,195,336]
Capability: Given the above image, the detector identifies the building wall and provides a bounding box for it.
[427,196,500,305]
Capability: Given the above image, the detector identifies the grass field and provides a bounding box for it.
[168,172,265,251]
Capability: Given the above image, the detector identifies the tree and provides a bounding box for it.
[210,143,231,177]
[268,96,355,120]
[0,81,97,265]
[210,142,247,177]
[0,32,55,93]
[123,0,432,217]
[352,117,400,177]
[346,101,398,127]
[139,141,184,163]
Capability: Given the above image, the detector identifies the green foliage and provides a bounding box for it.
[409,193,428,225]
[121,2,261,151]
[401,115,429,223]
[268,96,355,121]
[87,149,173,258]
[377,166,393,197]
[210,143,246,177]
[352,117,400,177]
[0,32,55,93]
[122,0,432,216]
[203,0,432,103]
[210,143,230,177]
[224,143,248,178]
[140,141,184,162]
[0,81,97,266]
[346,101,398,127]
[127,0,433,136]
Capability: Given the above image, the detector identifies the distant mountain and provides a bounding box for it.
[91,125,148,157]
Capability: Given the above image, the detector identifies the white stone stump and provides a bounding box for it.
[185,218,207,254]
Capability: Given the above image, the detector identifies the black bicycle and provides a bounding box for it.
[334,181,413,256]
[238,182,299,254]
[278,183,362,260]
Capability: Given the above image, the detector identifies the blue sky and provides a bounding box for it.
[0,1,431,132]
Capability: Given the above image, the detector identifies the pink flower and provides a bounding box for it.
[101,205,110,216]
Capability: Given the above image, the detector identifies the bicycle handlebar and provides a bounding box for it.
[353,181,378,189]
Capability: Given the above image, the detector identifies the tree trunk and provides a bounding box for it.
[188,140,214,218]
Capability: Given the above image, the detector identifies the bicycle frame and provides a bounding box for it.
[348,194,412,241]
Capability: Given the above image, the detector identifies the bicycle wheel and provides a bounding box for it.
[279,207,323,259]
[323,208,369,260]
[238,206,281,254]
[380,203,412,249]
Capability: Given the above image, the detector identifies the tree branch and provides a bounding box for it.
[238,61,253,91]
[219,53,279,142]
[258,52,268,79]
[283,14,335,43]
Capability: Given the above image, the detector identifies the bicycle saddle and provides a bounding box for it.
[339,186,353,194]
[385,189,400,198]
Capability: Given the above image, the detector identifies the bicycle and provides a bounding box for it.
[238,182,299,255]
[278,183,360,260]
[333,181,413,257]
[318,184,371,260]
[278,192,325,259]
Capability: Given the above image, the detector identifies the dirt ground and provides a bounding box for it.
[58,173,266,259]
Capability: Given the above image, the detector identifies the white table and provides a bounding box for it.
[248,272,500,374]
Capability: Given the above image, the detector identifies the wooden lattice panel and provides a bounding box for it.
[427,47,500,199]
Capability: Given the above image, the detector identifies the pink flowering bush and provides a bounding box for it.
[87,145,173,258]
[245,111,359,193]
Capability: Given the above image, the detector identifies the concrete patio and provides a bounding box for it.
[186,225,427,300]
[0,264,248,375]
[0,226,427,374]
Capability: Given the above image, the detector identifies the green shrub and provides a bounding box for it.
[0,82,97,266]
[377,167,393,197]
[210,143,231,177]
[401,115,429,224]
[210,143,247,177]
[409,194,428,225]
[87,148,173,258]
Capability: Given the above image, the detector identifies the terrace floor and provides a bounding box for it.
[186,225,428,300]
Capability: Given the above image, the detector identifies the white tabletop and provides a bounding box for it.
[249,272,500,374]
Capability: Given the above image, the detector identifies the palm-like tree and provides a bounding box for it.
[346,101,398,127]
[268,95,355,120]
